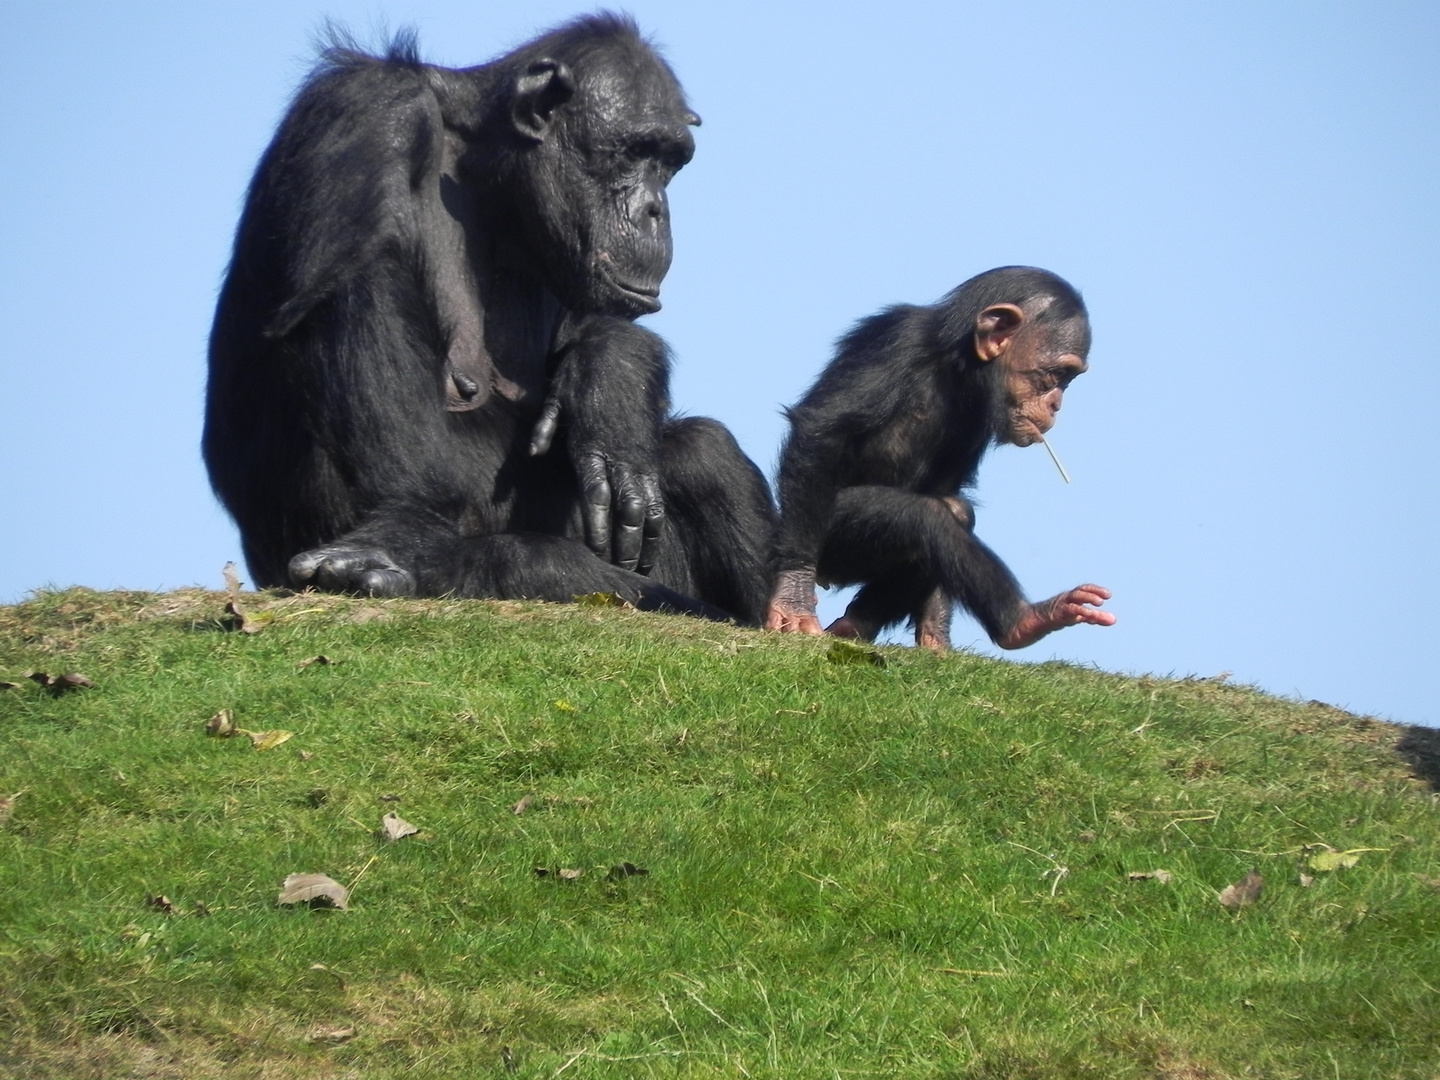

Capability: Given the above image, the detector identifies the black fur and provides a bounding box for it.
[204,15,773,621]
[773,266,1089,644]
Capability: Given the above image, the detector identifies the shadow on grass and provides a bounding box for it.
[1395,725,1440,790]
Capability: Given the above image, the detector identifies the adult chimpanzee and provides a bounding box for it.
[204,14,773,622]
[763,266,1116,651]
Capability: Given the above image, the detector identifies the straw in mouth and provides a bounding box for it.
[1038,434,1071,484]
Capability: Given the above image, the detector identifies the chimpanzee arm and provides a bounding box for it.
[995,585,1116,649]
[528,314,670,574]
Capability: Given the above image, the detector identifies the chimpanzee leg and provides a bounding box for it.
[649,417,776,625]
[446,532,732,619]
[817,486,1025,645]
[827,571,932,640]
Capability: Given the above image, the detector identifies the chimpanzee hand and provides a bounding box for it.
[530,314,672,574]
[289,544,416,597]
[531,400,663,574]
[996,584,1114,650]
[573,446,664,574]
[764,567,823,634]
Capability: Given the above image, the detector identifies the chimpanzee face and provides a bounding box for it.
[972,305,1089,447]
[512,49,697,317]
[997,321,1089,446]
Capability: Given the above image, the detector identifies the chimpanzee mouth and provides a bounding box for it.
[595,254,662,312]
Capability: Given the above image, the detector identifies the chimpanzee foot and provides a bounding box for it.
[289,545,416,597]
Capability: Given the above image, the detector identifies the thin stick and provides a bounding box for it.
[1038,435,1071,484]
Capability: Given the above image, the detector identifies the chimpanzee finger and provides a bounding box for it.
[576,451,612,561]
[610,466,647,571]
[529,396,562,456]
[635,475,664,576]
[356,567,416,597]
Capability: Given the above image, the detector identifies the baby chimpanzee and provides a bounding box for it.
[764,266,1115,651]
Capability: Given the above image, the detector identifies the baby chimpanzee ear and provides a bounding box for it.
[972,303,1025,362]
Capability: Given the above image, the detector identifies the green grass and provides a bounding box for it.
[1,587,1437,1079]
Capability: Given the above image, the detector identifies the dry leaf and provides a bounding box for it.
[298,750,315,761]
[278,873,349,909]
[512,794,535,815]
[0,791,23,826]
[1306,845,1378,872]
[553,699,577,713]
[557,868,583,881]
[574,591,634,610]
[145,894,178,915]
[27,671,95,695]
[307,1024,357,1044]
[205,709,238,738]
[378,793,401,803]
[223,561,243,599]
[1218,869,1264,910]
[245,729,294,751]
[299,655,333,668]
[1299,874,1316,888]
[0,681,20,690]
[224,600,269,634]
[380,812,419,841]
[826,640,887,668]
[1127,869,1173,884]
[606,862,649,881]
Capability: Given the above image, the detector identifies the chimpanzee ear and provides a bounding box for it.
[511,59,576,141]
[973,303,1025,362]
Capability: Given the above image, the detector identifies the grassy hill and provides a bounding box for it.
[1,587,1437,1079]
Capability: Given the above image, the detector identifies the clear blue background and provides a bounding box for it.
[2,3,1437,725]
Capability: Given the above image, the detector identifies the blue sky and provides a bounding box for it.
[2,2,1437,726]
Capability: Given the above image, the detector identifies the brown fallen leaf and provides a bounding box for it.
[306,1024,357,1044]
[1127,869,1173,884]
[0,791,23,826]
[1299,874,1316,888]
[245,729,294,751]
[512,794,535,815]
[145,894,178,915]
[223,561,243,599]
[380,812,419,841]
[1218,869,1264,910]
[27,671,95,695]
[826,640,887,668]
[278,873,349,909]
[558,868,583,881]
[224,600,269,634]
[205,709,238,738]
[606,862,649,881]
[299,655,333,668]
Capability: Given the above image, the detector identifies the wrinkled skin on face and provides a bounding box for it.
[973,305,1090,447]
[510,48,697,317]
